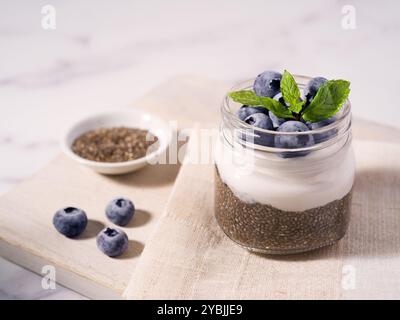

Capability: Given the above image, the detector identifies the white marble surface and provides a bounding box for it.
[0,0,399,299]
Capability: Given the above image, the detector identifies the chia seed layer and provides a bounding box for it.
[215,167,352,254]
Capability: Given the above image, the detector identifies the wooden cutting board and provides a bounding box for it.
[0,76,399,299]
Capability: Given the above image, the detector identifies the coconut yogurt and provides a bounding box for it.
[215,131,355,212]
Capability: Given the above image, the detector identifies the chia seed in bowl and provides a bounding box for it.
[72,127,158,163]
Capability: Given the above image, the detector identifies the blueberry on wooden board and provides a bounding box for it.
[53,207,88,238]
[96,227,129,257]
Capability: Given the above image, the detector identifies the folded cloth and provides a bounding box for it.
[124,133,400,299]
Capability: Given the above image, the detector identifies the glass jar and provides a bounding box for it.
[214,75,355,254]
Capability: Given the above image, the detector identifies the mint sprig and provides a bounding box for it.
[280,70,305,113]
[302,80,350,122]
[228,70,350,123]
[228,90,294,119]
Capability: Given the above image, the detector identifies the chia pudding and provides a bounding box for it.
[215,168,352,254]
[214,71,355,254]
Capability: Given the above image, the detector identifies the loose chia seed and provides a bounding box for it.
[72,127,158,163]
[215,167,352,254]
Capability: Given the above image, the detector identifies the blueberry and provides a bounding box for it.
[307,116,337,143]
[269,111,286,129]
[96,227,129,257]
[243,113,274,146]
[236,105,269,121]
[303,77,327,103]
[307,116,336,130]
[273,92,287,106]
[275,121,314,158]
[244,113,273,130]
[53,207,88,238]
[253,71,282,98]
[106,197,135,226]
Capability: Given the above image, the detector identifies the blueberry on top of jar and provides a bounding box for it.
[303,76,327,104]
[275,121,315,158]
[236,105,269,121]
[253,71,282,98]
[269,111,286,129]
[242,113,275,147]
[307,116,338,143]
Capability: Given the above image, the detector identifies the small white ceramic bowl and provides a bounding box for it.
[61,109,172,175]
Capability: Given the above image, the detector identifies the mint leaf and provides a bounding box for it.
[228,90,263,106]
[228,90,294,119]
[280,70,305,113]
[258,97,294,119]
[302,80,350,122]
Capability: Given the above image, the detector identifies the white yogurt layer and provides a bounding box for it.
[215,134,355,212]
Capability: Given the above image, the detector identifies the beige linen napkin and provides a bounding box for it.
[124,129,400,299]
